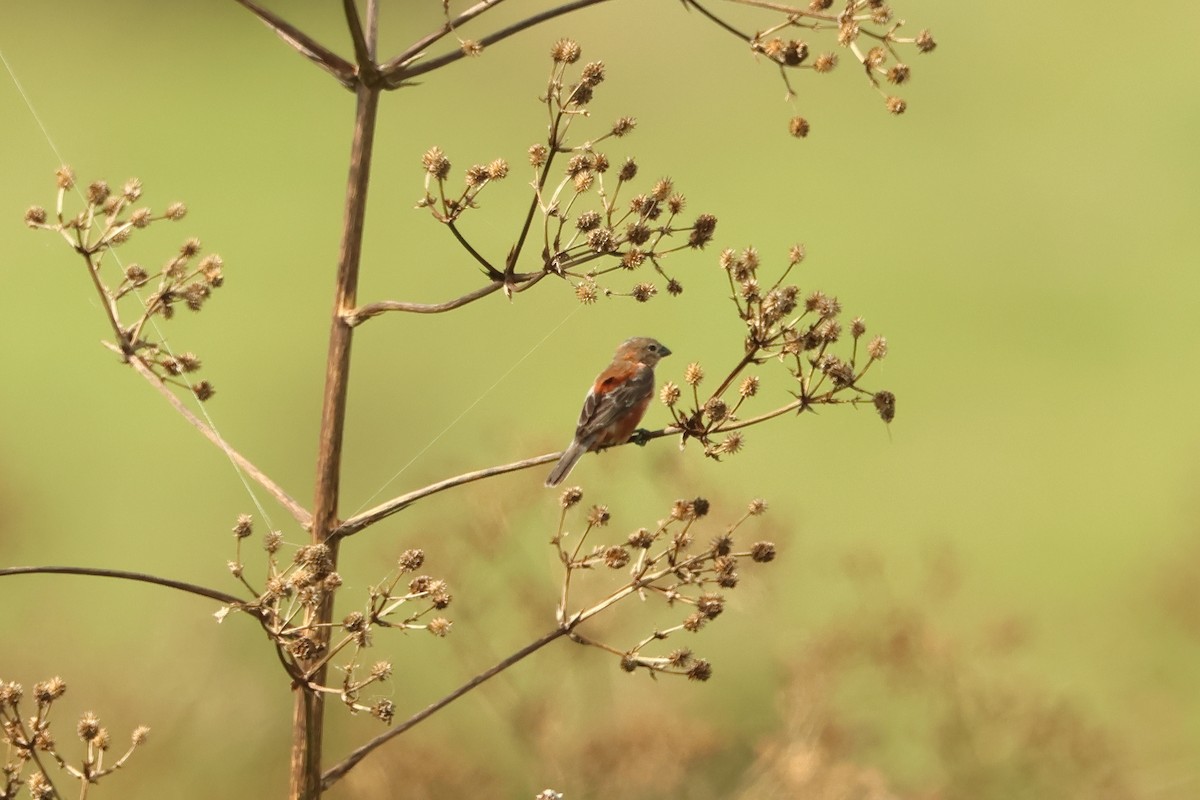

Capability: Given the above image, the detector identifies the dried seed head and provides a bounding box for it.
[631,283,657,302]
[165,202,187,220]
[751,541,777,563]
[784,39,809,66]
[465,164,491,187]
[460,39,483,56]
[687,659,713,681]
[575,210,601,231]
[683,611,707,632]
[688,214,718,249]
[122,178,142,201]
[660,381,681,407]
[560,486,583,508]
[618,157,638,181]
[131,726,150,745]
[611,116,636,137]
[587,505,611,527]
[603,546,630,569]
[916,29,937,53]
[874,390,896,423]
[33,677,66,704]
[427,580,452,609]
[697,593,725,619]
[192,381,216,402]
[628,528,654,548]
[851,316,866,338]
[87,181,110,205]
[128,207,152,228]
[684,362,704,386]
[813,52,837,73]
[621,249,646,271]
[593,153,609,173]
[626,221,651,245]
[233,514,253,539]
[739,375,759,398]
[487,159,509,179]
[343,612,367,632]
[28,773,53,800]
[397,549,425,573]
[56,165,76,190]
[886,96,907,115]
[551,39,581,64]
[651,177,673,201]
[620,654,638,673]
[867,335,888,360]
[668,193,686,214]
[586,226,614,252]
[370,661,393,681]
[717,432,745,454]
[865,46,886,69]
[788,116,811,138]
[529,143,548,167]
[667,278,684,296]
[667,648,693,667]
[580,61,605,87]
[77,712,101,742]
[428,617,453,637]
[888,64,911,85]
[422,146,451,179]
[575,280,598,305]
[24,206,47,226]
[705,397,728,423]
[371,700,395,724]
[263,530,283,553]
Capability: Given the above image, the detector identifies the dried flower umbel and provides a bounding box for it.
[0,676,149,798]
[661,245,893,458]
[219,517,451,723]
[415,42,717,304]
[696,0,938,133]
[25,172,223,399]
[551,493,776,680]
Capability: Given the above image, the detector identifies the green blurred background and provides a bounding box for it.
[2,2,1198,797]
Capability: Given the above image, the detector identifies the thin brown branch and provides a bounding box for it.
[335,451,561,538]
[0,566,247,607]
[127,356,313,530]
[682,0,753,41]
[321,626,570,790]
[233,0,357,88]
[342,0,374,73]
[382,0,615,86]
[343,272,547,325]
[335,424,683,539]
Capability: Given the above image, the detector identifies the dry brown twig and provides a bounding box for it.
[12,1,936,798]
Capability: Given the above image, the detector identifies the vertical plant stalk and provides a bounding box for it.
[291,3,380,797]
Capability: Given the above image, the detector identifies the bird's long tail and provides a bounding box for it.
[545,441,587,487]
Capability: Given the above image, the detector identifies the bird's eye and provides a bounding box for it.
[648,344,658,351]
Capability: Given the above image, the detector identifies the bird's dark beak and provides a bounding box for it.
[660,344,672,357]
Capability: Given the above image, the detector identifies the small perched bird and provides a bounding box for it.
[545,336,672,487]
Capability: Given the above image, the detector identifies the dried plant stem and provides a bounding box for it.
[293,3,380,796]
[334,450,565,538]
[126,356,313,530]
[233,0,356,87]
[0,566,247,607]
[383,0,615,84]
[321,626,571,790]
[344,271,547,326]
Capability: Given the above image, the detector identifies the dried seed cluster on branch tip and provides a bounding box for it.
[27,169,226,398]
[416,52,719,306]
[1,678,150,791]
[554,497,776,680]
[742,0,936,125]
[660,244,896,456]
